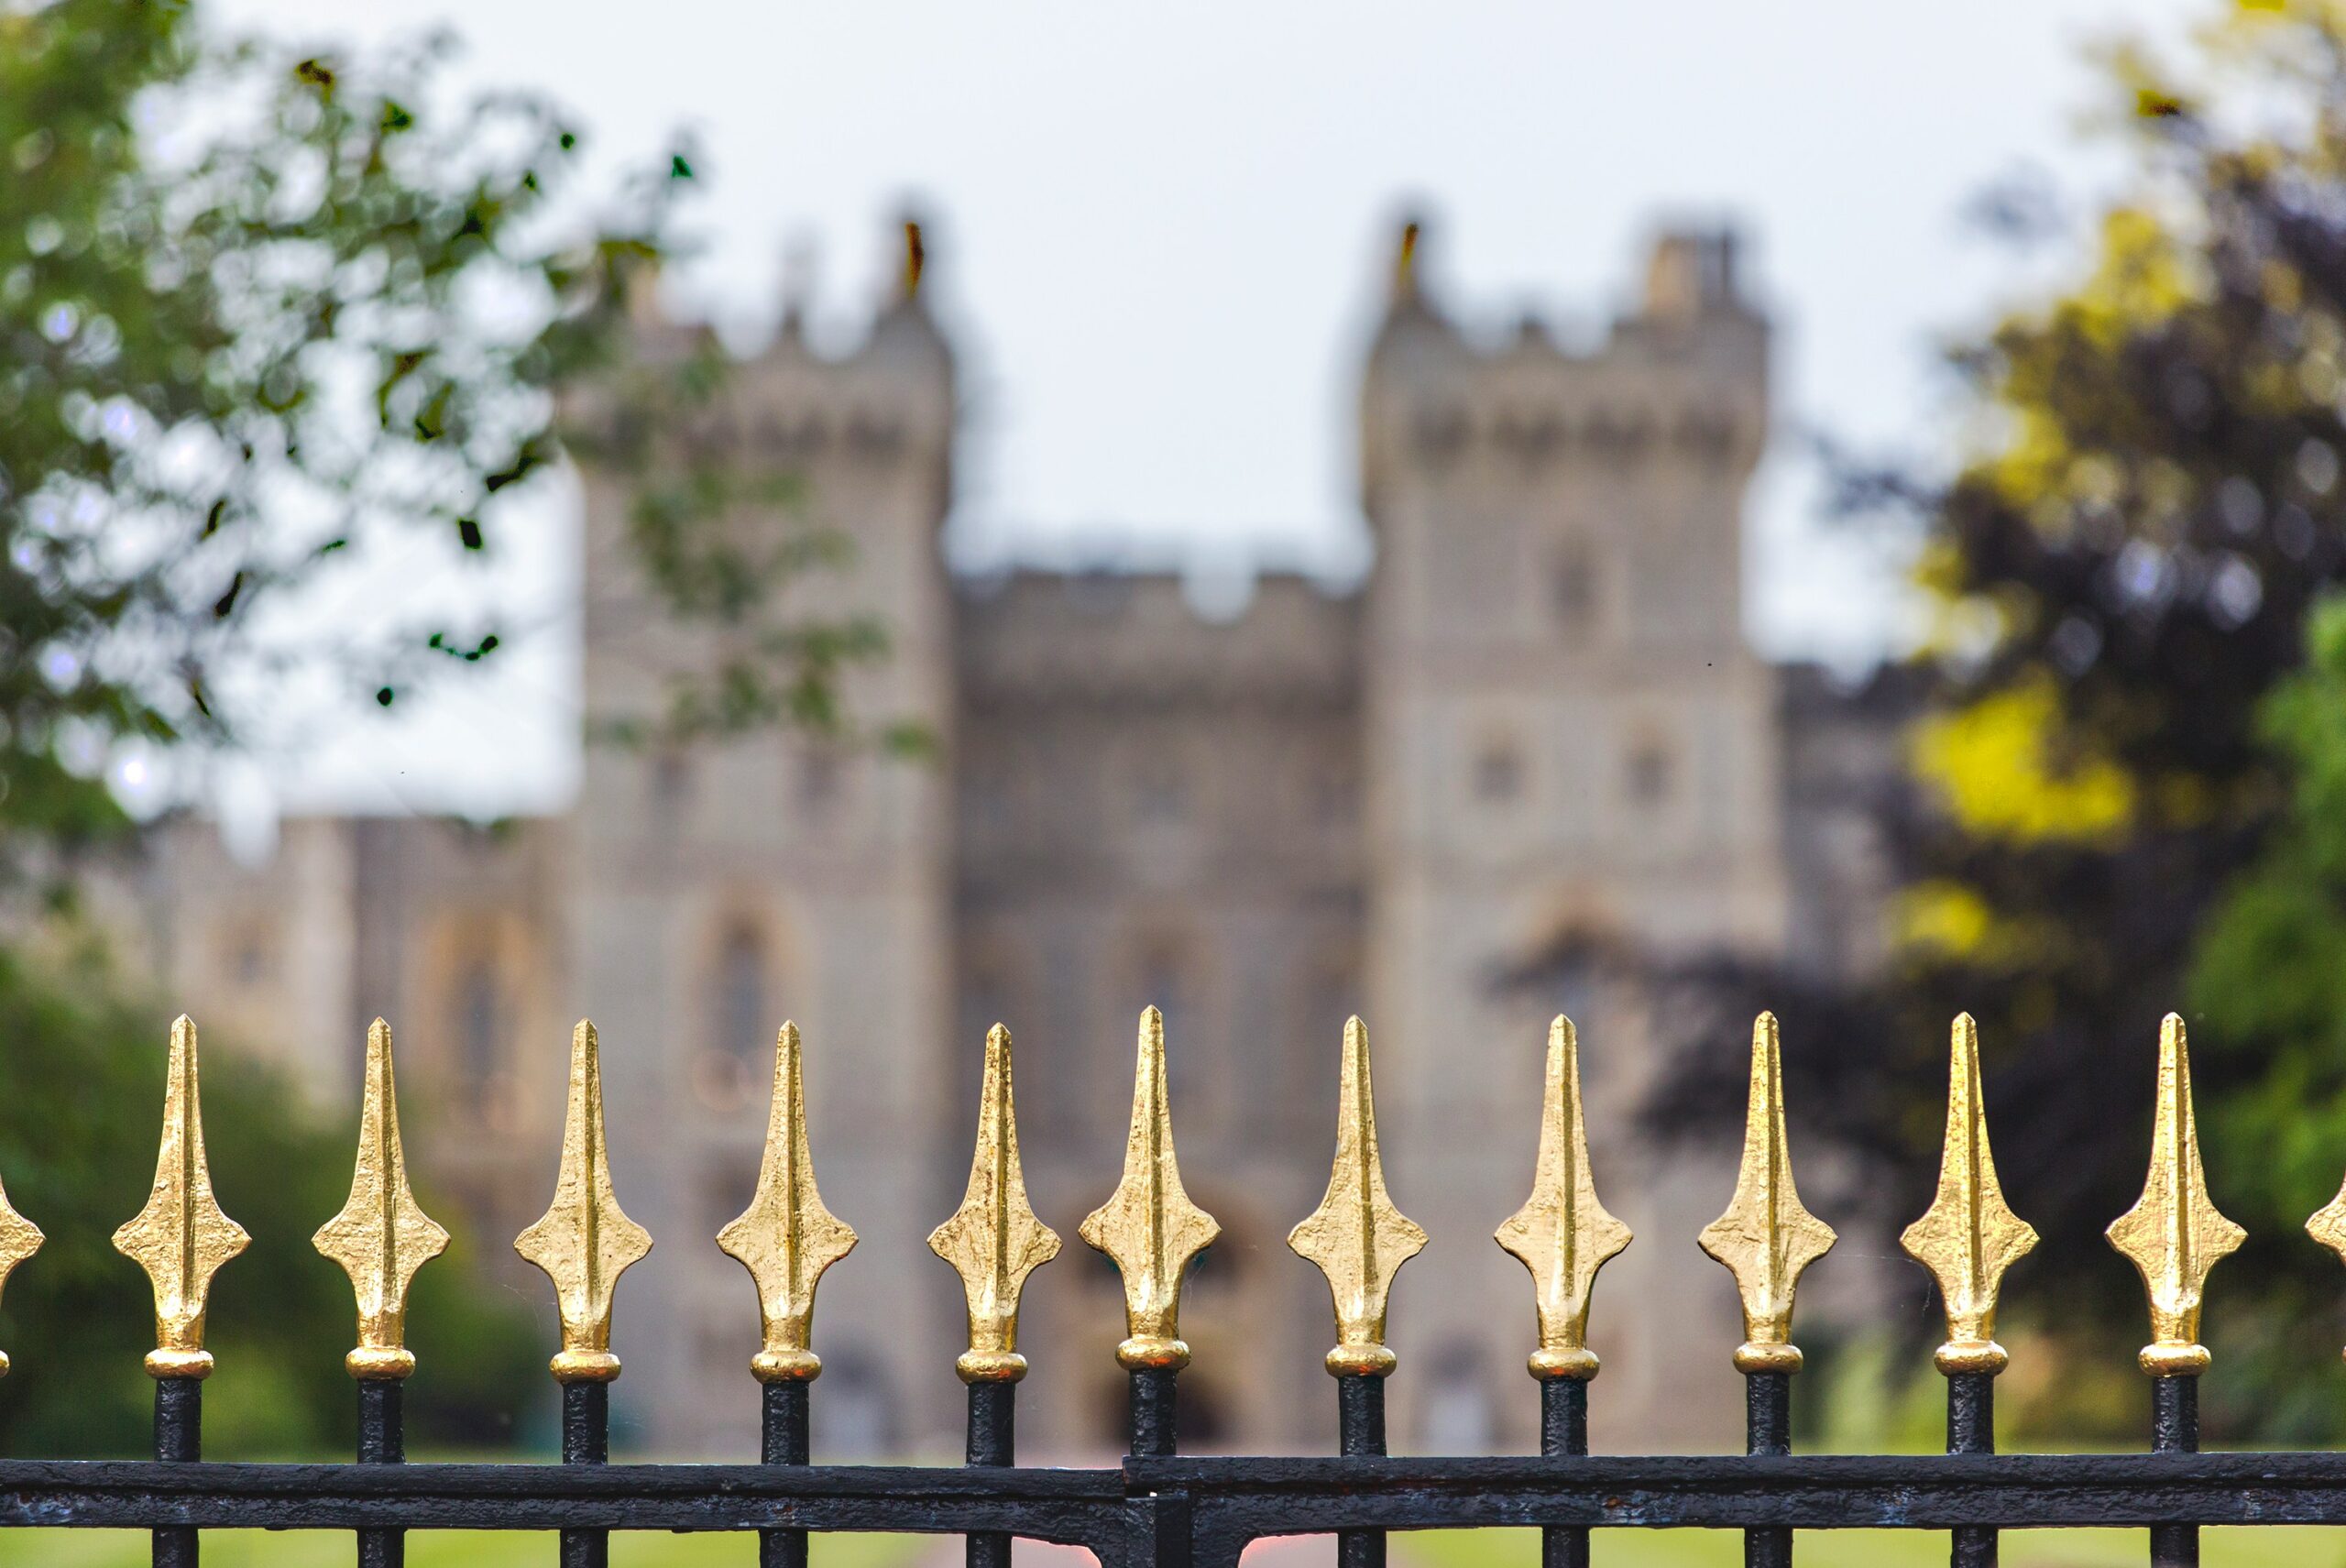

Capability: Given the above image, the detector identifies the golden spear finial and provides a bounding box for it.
[0,1168,43,1378]
[1288,1016,1426,1378]
[1697,1011,1836,1375]
[718,1023,857,1385]
[929,1025,1060,1384]
[2302,1152,2346,1361]
[515,1020,652,1384]
[1899,1014,2037,1376]
[2107,1014,2242,1377]
[313,1019,449,1382]
[113,1015,250,1379]
[1496,1014,1632,1382]
[1080,1006,1221,1372]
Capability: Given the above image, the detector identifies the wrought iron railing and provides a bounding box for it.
[0,1002,2327,1568]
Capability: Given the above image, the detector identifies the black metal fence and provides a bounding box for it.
[0,1007,2331,1568]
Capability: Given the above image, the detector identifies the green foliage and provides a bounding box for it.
[1652,0,2346,1440]
[0,0,906,869]
[2186,593,2346,1434]
[0,930,535,1457]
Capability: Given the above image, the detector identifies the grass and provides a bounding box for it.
[0,1530,928,1566]
[1402,1526,2346,1567]
[3,1529,2346,1567]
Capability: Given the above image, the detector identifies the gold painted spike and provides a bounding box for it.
[2107,1014,2243,1377]
[1899,1014,2037,1377]
[1288,1016,1426,1379]
[515,1020,653,1384]
[0,1168,43,1378]
[1079,1006,1221,1372]
[313,1019,450,1382]
[1495,1014,1631,1384]
[718,1023,858,1386]
[1696,1011,1836,1376]
[928,1025,1061,1385]
[2305,1162,2346,1362]
[113,1015,251,1380]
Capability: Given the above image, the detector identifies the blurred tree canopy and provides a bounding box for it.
[0,0,897,865]
[0,0,900,1451]
[0,932,539,1456]
[1652,0,2346,1440]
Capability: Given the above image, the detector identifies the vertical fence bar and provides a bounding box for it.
[929,1025,1058,1568]
[1497,1017,1626,1568]
[1946,1372,1995,1568]
[151,1376,201,1568]
[1538,1375,1589,1568]
[966,1380,1015,1568]
[1743,1370,1791,1568]
[1129,1366,1179,1459]
[762,1379,811,1568]
[2149,1376,2198,1568]
[356,1380,405,1568]
[561,1379,611,1568]
[117,1017,248,1568]
[1336,1374,1387,1568]
[1289,1018,1421,1568]
[1898,1016,2036,1568]
[1698,1015,1833,1568]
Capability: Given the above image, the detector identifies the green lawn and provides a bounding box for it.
[2,1529,2345,1567]
[0,1530,926,1566]
[1404,1526,2346,1567]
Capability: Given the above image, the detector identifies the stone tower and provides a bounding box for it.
[570,228,959,1455]
[1358,223,1786,1450]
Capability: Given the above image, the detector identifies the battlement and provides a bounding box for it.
[954,568,1360,705]
[1362,221,1768,492]
[584,219,955,472]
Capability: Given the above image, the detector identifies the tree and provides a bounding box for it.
[1651,0,2346,1441]
[0,930,539,1456]
[1,0,894,865]
[0,0,900,1451]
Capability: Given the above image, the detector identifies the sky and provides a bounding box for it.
[187,0,2213,828]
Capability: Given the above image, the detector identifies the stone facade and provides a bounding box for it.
[121,221,1899,1460]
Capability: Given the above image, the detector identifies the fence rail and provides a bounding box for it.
[0,1001,2329,1568]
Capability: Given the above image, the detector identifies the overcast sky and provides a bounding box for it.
[188,0,2210,826]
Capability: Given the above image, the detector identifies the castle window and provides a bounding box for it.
[452,960,501,1096]
[1135,754,1188,824]
[1474,740,1524,805]
[796,749,842,816]
[1309,760,1357,828]
[1627,740,1674,806]
[1551,543,1599,631]
[652,750,694,824]
[230,924,273,986]
[717,927,767,1062]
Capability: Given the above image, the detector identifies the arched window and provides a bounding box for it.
[1551,540,1599,632]
[1474,738,1525,804]
[715,927,767,1067]
[1628,739,1674,806]
[453,961,501,1097]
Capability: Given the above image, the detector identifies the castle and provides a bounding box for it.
[120,219,1899,1459]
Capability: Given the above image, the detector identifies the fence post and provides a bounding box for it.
[1697,1013,1835,1568]
[1082,1007,1220,1463]
[314,1019,448,1568]
[516,1021,653,1568]
[930,1024,1060,1568]
[1288,1017,1423,1568]
[2106,1016,2240,1568]
[115,1016,249,1568]
[1497,1015,1631,1568]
